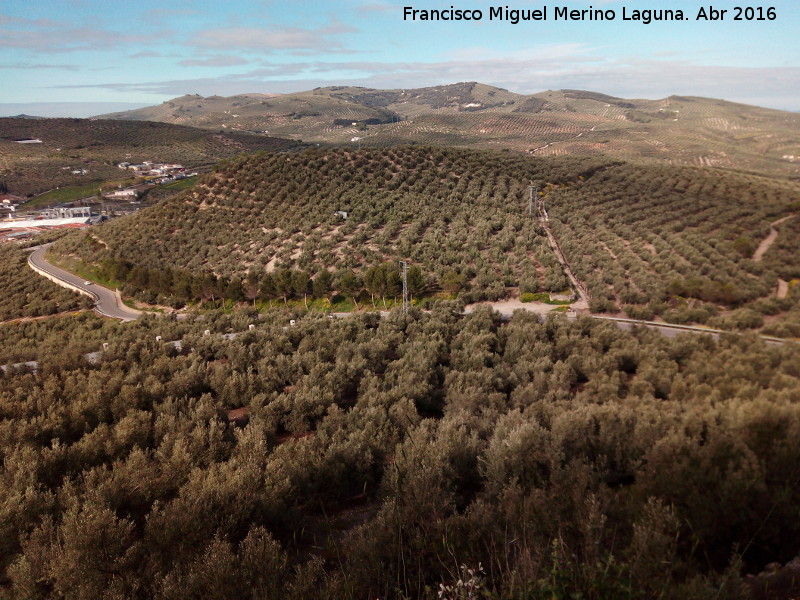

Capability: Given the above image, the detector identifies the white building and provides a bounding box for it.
[40,206,92,219]
[105,189,139,199]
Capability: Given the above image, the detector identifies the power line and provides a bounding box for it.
[528,183,538,215]
[400,260,408,314]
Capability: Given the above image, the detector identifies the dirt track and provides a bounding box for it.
[754,215,796,262]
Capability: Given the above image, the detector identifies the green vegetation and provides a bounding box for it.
[22,179,133,210]
[138,177,198,204]
[761,215,800,283]
[50,146,800,329]
[0,245,92,321]
[1,308,800,599]
[52,146,581,305]
[158,177,197,192]
[544,164,800,323]
[46,251,125,291]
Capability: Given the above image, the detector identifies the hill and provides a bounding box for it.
[0,117,302,197]
[53,146,586,305]
[51,146,800,331]
[100,82,800,178]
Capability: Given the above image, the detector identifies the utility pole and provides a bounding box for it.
[528,184,537,215]
[400,260,408,315]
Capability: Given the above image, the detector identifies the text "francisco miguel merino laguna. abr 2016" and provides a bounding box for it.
[403,5,777,24]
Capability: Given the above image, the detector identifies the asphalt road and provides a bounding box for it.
[23,246,793,346]
[28,246,142,321]
[588,315,791,347]
[467,303,791,347]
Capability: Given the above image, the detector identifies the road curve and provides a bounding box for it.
[23,246,796,341]
[28,246,142,321]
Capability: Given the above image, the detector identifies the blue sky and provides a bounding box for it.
[1,0,799,115]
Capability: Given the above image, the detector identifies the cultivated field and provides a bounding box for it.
[102,83,800,178]
[0,118,302,197]
[49,146,800,331]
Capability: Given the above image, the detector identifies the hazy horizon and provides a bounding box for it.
[0,101,150,119]
[1,84,799,120]
[2,1,798,114]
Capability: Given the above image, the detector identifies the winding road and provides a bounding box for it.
[27,246,142,321]
[22,246,793,348]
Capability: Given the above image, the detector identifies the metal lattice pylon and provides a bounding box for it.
[400,260,408,314]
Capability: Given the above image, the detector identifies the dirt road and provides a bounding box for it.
[754,214,796,262]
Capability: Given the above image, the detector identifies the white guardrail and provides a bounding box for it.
[27,252,99,302]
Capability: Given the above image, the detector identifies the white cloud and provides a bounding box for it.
[0,62,81,70]
[49,54,800,111]
[130,51,163,59]
[356,3,395,15]
[180,55,250,67]
[443,43,592,62]
[143,8,199,23]
[188,20,357,54]
[0,21,172,53]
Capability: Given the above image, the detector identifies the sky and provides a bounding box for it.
[1,0,799,116]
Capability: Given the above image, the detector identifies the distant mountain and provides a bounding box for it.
[0,102,151,119]
[100,82,800,178]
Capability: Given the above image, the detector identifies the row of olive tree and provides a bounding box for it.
[3,307,800,598]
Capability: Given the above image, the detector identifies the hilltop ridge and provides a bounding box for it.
[98,82,800,178]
